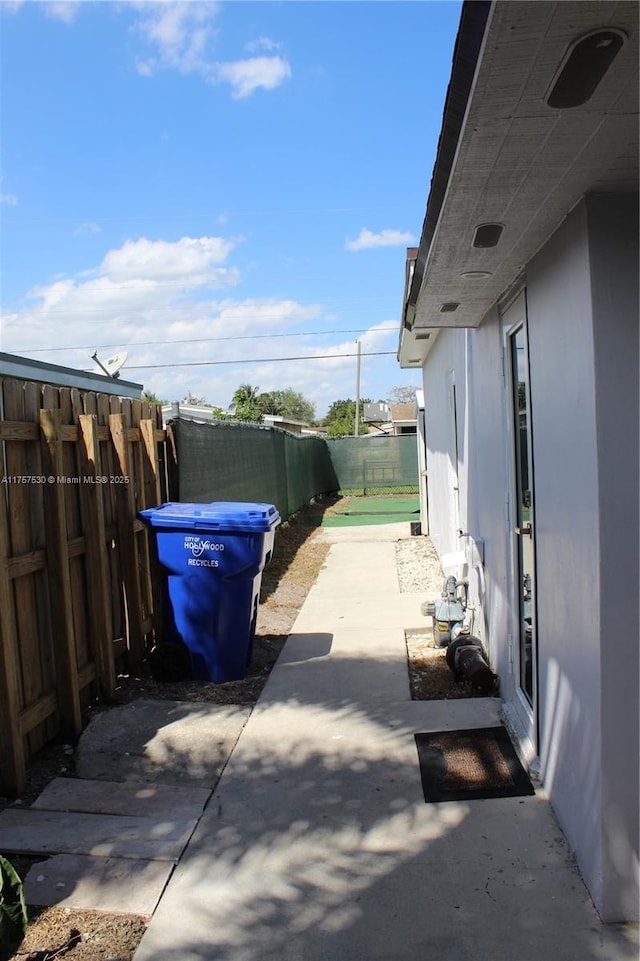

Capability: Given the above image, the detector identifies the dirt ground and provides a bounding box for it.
[2,497,475,961]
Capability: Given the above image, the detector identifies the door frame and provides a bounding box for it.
[501,289,539,761]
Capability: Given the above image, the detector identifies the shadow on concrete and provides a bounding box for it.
[124,647,640,961]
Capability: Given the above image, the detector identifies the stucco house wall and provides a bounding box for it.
[399,0,638,921]
[587,193,638,920]
[525,198,605,909]
[419,193,639,921]
[421,328,465,561]
[464,307,511,684]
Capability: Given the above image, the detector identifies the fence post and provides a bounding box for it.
[39,408,83,740]
[79,414,116,699]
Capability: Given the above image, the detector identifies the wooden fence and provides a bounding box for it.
[0,378,173,796]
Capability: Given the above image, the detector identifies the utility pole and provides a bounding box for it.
[354,339,361,436]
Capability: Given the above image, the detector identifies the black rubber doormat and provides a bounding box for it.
[415,726,535,802]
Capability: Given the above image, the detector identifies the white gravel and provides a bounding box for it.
[395,535,445,594]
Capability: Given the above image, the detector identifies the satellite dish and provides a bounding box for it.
[104,352,127,377]
[92,350,128,379]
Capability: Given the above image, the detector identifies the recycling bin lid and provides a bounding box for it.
[139,501,281,532]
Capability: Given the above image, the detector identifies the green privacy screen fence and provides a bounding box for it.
[172,419,418,521]
[326,434,419,494]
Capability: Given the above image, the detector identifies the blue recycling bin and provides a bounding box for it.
[139,502,281,682]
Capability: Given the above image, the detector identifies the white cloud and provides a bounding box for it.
[131,4,291,98]
[1,238,401,415]
[0,193,17,206]
[346,228,416,252]
[135,58,156,78]
[133,1,219,76]
[360,319,399,349]
[246,37,281,54]
[0,235,336,409]
[100,235,235,285]
[3,235,239,344]
[214,56,291,99]
[74,221,101,235]
[43,2,80,23]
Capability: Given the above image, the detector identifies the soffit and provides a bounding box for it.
[413,0,639,332]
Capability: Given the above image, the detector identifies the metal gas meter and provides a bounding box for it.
[421,573,498,694]
[422,575,467,646]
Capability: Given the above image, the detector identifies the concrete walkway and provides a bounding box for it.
[133,524,639,961]
[0,701,252,916]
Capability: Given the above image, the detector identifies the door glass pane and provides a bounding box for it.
[511,327,535,704]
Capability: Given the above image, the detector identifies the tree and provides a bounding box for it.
[257,392,286,416]
[323,398,371,437]
[326,417,353,439]
[387,385,417,404]
[231,384,263,423]
[182,391,207,406]
[210,407,231,420]
[258,388,315,424]
[142,389,167,405]
[280,388,315,424]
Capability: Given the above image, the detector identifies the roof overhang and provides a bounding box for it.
[0,352,143,398]
[399,0,639,367]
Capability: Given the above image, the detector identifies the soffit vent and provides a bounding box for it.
[546,29,626,109]
[415,332,431,340]
[472,223,503,248]
[440,302,460,313]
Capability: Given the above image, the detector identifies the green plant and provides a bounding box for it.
[0,855,28,951]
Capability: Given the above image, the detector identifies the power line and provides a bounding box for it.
[2,299,395,317]
[2,204,415,227]
[11,327,399,354]
[126,351,397,371]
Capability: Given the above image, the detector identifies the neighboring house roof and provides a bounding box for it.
[399,0,639,367]
[389,402,417,425]
[0,351,143,399]
[262,414,310,433]
[363,402,390,423]
[161,403,227,426]
[362,401,417,434]
[161,406,321,434]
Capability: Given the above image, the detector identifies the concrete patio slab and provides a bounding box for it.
[32,777,211,820]
[271,627,412,704]
[133,721,637,961]
[133,533,639,961]
[292,593,426,632]
[0,808,196,860]
[316,522,412,543]
[23,854,172,915]
[77,700,251,786]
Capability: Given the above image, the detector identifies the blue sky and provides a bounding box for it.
[0,0,461,418]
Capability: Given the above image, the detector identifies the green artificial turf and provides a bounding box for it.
[321,495,420,527]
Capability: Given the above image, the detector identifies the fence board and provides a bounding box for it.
[79,414,115,699]
[25,383,55,752]
[40,407,83,741]
[4,381,48,758]
[0,378,169,796]
[109,412,145,668]
[0,489,27,795]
